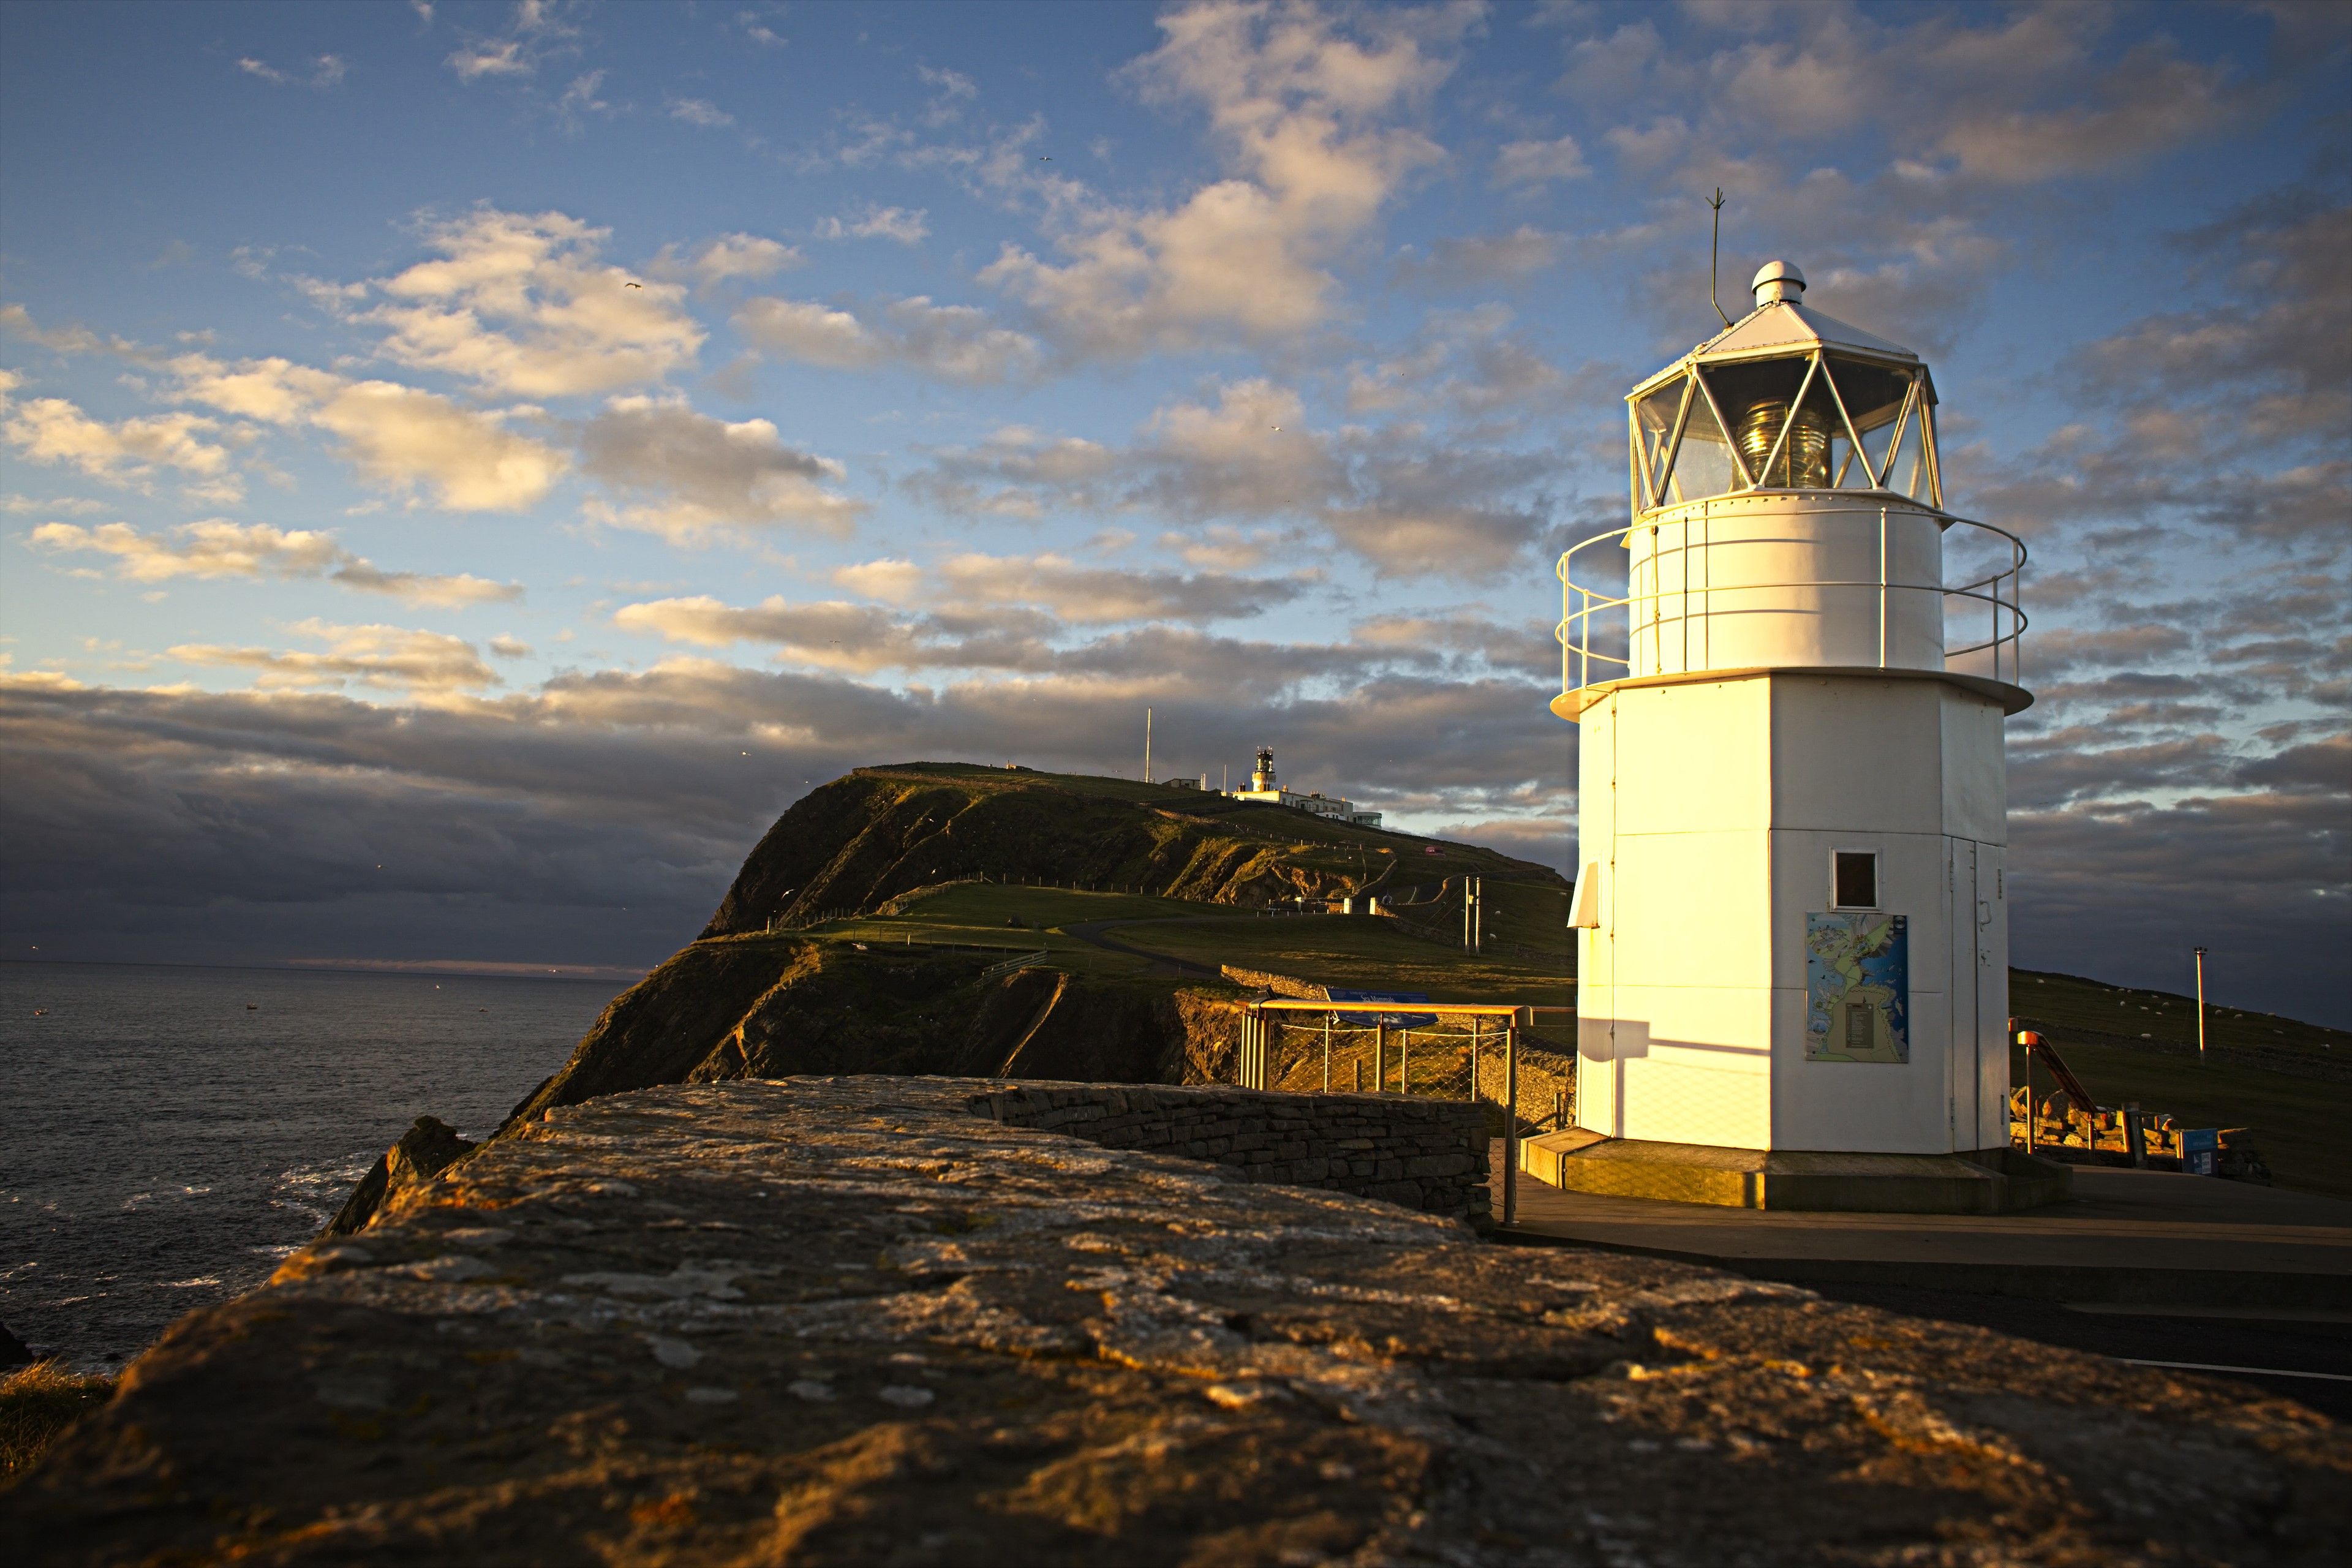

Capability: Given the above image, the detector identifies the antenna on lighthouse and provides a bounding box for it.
[1707,188,1732,328]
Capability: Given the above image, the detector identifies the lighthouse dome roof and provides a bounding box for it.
[1630,265,1929,404]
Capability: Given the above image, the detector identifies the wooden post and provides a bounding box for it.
[1375,1020,1387,1093]
[1503,1014,1520,1226]
[1470,1019,1481,1103]
[1322,1013,1332,1092]
[1401,1030,1411,1097]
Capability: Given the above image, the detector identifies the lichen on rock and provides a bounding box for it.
[10,1077,2346,1564]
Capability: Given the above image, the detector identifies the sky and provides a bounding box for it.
[0,1,2345,1022]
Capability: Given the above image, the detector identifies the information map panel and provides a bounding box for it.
[1805,911,1910,1063]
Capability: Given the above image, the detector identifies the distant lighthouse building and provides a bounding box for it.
[1223,745,1382,827]
[1548,261,2040,1209]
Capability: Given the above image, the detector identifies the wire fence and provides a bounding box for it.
[1253,1017,1574,1128]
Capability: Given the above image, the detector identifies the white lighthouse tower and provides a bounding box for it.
[1541,262,2055,1211]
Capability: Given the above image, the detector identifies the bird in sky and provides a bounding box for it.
[625,281,642,288]
[1038,155,1052,161]
[1270,424,1282,431]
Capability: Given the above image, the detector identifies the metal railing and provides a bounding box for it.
[1555,503,2027,700]
[1232,999,1577,1226]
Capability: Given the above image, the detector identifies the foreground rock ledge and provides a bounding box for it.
[10,1080,2345,1566]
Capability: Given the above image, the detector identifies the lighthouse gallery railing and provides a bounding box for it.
[1554,503,2027,698]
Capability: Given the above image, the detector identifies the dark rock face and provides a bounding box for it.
[504,941,1215,1128]
[13,1078,2346,1565]
[323,1115,478,1237]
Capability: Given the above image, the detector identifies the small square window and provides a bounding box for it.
[1833,851,1879,910]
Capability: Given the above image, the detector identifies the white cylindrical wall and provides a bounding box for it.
[1624,496,1945,677]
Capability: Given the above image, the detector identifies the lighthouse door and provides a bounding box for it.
[1975,845,2008,1153]
[1948,839,1980,1152]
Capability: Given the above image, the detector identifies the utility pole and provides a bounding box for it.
[1143,707,1152,786]
[2195,947,2209,1060]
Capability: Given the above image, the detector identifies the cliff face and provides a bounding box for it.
[14,1079,2345,1566]
[502,937,1220,1131]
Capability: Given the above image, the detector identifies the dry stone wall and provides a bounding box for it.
[965,1082,1488,1223]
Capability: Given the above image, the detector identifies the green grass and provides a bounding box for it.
[796,884,1250,981]
[1,1360,112,1485]
[1112,912,1572,1007]
[2011,1039,2352,1201]
[2014,967,2351,1063]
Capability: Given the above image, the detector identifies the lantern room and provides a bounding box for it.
[1627,263,1940,513]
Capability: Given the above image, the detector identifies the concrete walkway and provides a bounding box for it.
[1492,1152,2352,1309]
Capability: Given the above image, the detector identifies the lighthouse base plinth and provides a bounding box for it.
[1518,1129,2070,1214]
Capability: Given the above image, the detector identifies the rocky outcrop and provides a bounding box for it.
[15,1077,2346,1564]
[1219,963,1327,998]
[503,938,1236,1129]
[323,1115,477,1237]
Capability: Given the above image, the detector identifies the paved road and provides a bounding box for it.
[1060,918,1223,979]
[1488,1155,2352,1419]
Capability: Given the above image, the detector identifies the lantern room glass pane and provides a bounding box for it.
[1667,377,1737,502]
[1632,380,1684,507]
[1823,356,1909,434]
[1697,355,1834,490]
[1886,408,1929,502]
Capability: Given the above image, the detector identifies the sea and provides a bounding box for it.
[0,961,615,1372]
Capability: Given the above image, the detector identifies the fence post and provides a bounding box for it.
[1503,1014,1520,1227]
[1401,1030,1411,1098]
[1322,1014,1332,1092]
[1375,1021,1387,1093]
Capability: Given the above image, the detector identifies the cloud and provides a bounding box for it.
[349,207,704,397]
[733,293,1041,383]
[904,377,1555,579]
[26,519,522,606]
[450,38,530,80]
[1394,227,1562,287]
[843,550,1310,625]
[169,619,501,694]
[667,233,804,285]
[1494,134,1588,186]
[0,304,127,357]
[166,353,568,511]
[611,596,1004,673]
[554,70,612,125]
[669,97,733,128]
[1,392,239,500]
[1936,47,2242,183]
[978,0,1478,358]
[445,0,578,82]
[237,55,347,88]
[578,395,863,543]
[814,206,931,244]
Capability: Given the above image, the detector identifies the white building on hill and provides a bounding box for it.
[1224,747,1382,827]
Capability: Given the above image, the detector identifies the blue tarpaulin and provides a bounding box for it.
[1323,988,1438,1028]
